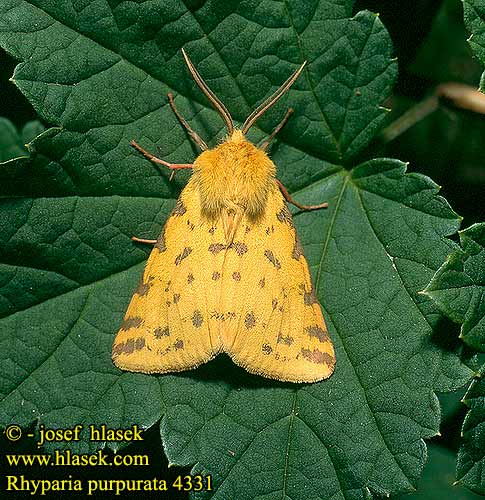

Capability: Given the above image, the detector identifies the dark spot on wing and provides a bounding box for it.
[174,339,184,350]
[232,272,241,281]
[301,348,334,365]
[209,226,216,235]
[113,336,146,357]
[245,312,256,329]
[175,247,192,265]
[211,310,236,321]
[292,235,304,260]
[123,339,135,354]
[276,205,294,227]
[172,199,187,216]
[192,310,203,328]
[272,298,278,310]
[304,287,318,305]
[112,343,123,357]
[120,316,143,331]
[212,271,221,280]
[209,243,226,254]
[135,281,151,296]
[154,326,170,338]
[187,273,195,284]
[259,278,265,288]
[262,344,273,355]
[230,242,248,256]
[173,293,181,304]
[277,334,294,346]
[211,310,221,320]
[264,249,281,269]
[134,337,145,350]
[306,325,329,342]
[155,228,167,252]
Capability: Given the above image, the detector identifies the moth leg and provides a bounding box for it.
[131,237,157,245]
[168,92,208,151]
[259,108,294,151]
[130,140,193,180]
[276,179,328,211]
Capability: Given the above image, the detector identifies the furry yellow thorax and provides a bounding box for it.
[192,129,276,219]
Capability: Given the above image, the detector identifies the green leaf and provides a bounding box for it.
[0,117,24,162]
[0,117,43,163]
[0,1,473,498]
[457,366,485,495]
[463,0,485,89]
[393,443,484,500]
[425,223,485,494]
[425,223,485,352]
[20,119,45,145]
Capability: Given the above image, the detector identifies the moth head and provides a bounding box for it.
[182,48,306,139]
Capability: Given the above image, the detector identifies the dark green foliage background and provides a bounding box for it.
[0,0,484,499]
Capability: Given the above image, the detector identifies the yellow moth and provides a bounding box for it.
[112,49,336,383]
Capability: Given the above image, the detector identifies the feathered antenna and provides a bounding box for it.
[182,48,234,135]
[242,61,307,134]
